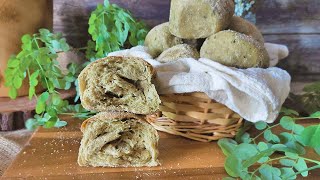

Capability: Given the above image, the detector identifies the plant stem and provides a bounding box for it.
[32,37,51,92]
[72,47,88,51]
[295,117,320,120]
[287,165,320,179]
[267,156,287,163]
[250,124,280,143]
[302,157,320,165]
[27,68,38,99]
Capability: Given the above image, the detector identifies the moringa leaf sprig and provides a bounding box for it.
[219,109,320,180]
[86,0,149,60]
[4,29,81,129]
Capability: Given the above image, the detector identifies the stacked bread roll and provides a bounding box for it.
[77,57,161,167]
[145,0,270,69]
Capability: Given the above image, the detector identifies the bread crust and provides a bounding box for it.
[228,16,264,43]
[144,22,183,57]
[78,56,160,114]
[169,0,235,39]
[200,30,270,68]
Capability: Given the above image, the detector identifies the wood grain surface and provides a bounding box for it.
[2,117,320,179]
[53,0,320,81]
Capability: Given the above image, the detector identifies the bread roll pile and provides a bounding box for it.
[77,57,161,167]
[145,0,270,69]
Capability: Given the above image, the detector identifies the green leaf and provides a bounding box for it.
[225,154,244,177]
[301,125,320,148]
[257,157,268,163]
[255,121,267,130]
[315,147,320,155]
[44,118,57,128]
[240,133,251,143]
[52,93,62,106]
[39,28,50,37]
[280,107,299,116]
[285,141,306,155]
[218,138,238,157]
[8,88,17,99]
[36,92,50,114]
[28,86,35,100]
[280,116,295,130]
[55,120,67,128]
[235,121,253,143]
[257,142,268,151]
[292,124,304,135]
[104,0,110,7]
[279,159,296,167]
[294,158,308,177]
[271,144,287,151]
[310,111,320,118]
[36,100,46,114]
[285,152,299,159]
[39,92,50,102]
[21,34,32,44]
[242,149,275,168]
[258,164,281,180]
[13,76,23,89]
[7,59,20,68]
[264,129,280,143]
[235,143,258,160]
[51,40,61,51]
[280,168,296,180]
[25,118,38,130]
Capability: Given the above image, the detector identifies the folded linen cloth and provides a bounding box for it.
[108,44,291,123]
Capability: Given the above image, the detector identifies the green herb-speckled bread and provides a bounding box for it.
[78,112,159,167]
[200,30,270,68]
[157,44,200,63]
[169,0,235,39]
[144,22,183,58]
[78,56,161,114]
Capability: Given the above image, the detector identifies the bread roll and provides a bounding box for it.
[182,39,206,51]
[78,56,161,114]
[200,30,270,68]
[228,16,264,43]
[169,0,235,39]
[144,22,183,57]
[157,44,200,63]
[78,112,159,167]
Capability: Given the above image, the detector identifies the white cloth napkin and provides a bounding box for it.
[108,44,291,123]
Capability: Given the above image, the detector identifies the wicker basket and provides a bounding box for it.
[147,92,243,142]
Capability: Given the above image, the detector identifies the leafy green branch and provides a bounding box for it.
[85,0,149,60]
[219,109,320,180]
[4,29,84,129]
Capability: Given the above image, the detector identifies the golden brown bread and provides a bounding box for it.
[228,16,264,43]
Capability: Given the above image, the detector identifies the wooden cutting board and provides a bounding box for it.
[2,116,320,179]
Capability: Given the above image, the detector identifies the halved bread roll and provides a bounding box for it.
[78,56,161,114]
[78,112,160,167]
